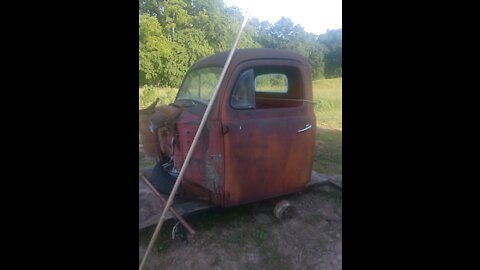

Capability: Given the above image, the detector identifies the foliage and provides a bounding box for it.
[139,14,172,86]
[139,86,178,109]
[319,29,342,78]
[312,78,342,129]
[312,78,342,174]
[139,0,342,87]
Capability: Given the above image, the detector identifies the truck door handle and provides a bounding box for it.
[297,124,312,133]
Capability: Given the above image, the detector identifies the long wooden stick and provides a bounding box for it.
[139,173,195,235]
[139,10,251,270]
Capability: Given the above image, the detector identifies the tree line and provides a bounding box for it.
[139,0,342,87]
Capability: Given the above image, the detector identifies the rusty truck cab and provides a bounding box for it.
[148,48,316,208]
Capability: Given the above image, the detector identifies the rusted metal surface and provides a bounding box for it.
[172,108,225,205]
[219,55,316,206]
[221,112,316,206]
[139,48,316,208]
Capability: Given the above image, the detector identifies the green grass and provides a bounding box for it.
[139,219,176,253]
[314,128,342,174]
[139,150,156,168]
[139,86,178,110]
[251,227,269,245]
[312,78,342,174]
[312,78,342,130]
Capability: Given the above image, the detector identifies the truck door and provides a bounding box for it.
[221,59,316,206]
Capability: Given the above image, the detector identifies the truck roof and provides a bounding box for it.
[189,48,309,71]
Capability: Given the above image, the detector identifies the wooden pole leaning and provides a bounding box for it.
[139,9,251,270]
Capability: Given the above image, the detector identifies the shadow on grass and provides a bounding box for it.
[138,203,263,255]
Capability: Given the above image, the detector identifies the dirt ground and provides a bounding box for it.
[139,183,342,270]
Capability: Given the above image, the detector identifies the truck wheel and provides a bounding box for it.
[273,200,294,220]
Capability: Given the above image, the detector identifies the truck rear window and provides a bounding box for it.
[231,66,303,110]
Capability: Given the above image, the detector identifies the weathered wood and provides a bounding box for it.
[307,171,331,187]
[138,171,214,230]
[308,171,341,188]
[307,171,342,190]
[329,175,342,190]
[139,173,196,235]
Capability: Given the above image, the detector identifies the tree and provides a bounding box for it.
[318,29,342,78]
[139,0,162,17]
[253,17,326,79]
[225,7,261,49]
[139,0,341,87]
[163,28,214,87]
[160,0,192,40]
[139,14,172,86]
[189,0,233,51]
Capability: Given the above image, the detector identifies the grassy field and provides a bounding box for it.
[140,78,342,174]
[311,78,342,174]
[139,186,342,269]
[139,86,178,110]
[312,78,342,130]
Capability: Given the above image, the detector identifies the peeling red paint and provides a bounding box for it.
[141,49,316,207]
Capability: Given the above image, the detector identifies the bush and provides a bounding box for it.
[139,86,179,109]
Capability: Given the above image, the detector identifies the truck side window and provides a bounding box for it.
[231,69,256,109]
[253,66,304,109]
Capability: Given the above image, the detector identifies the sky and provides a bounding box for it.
[223,0,342,35]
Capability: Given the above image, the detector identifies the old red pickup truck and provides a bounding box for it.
[139,48,317,229]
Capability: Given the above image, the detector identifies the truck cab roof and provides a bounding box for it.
[189,48,309,71]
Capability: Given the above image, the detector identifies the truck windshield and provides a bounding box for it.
[176,67,222,105]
